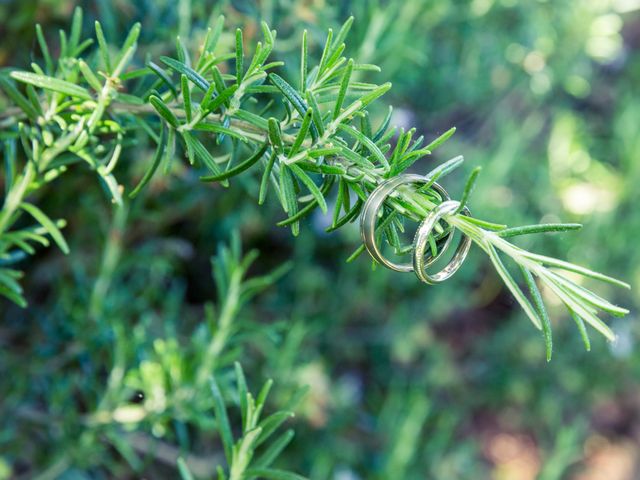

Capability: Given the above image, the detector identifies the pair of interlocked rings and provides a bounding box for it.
[360,174,471,285]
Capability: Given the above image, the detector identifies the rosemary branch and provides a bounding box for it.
[0,10,629,359]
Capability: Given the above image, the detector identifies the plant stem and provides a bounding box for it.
[0,77,118,258]
[0,162,36,234]
[196,268,242,386]
[89,203,129,320]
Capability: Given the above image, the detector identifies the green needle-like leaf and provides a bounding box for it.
[424,127,456,151]
[160,56,210,92]
[253,430,295,469]
[289,164,328,213]
[521,266,553,361]
[245,468,307,480]
[269,73,319,141]
[300,30,308,92]
[149,95,180,128]
[181,74,192,122]
[129,124,167,198]
[78,60,103,92]
[259,152,277,205]
[333,59,354,119]
[236,28,244,84]
[176,457,195,480]
[289,108,313,158]
[268,118,285,154]
[35,24,54,74]
[486,245,542,330]
[181,131,229,186]
[569,308,591,351]
[456,166,482,213]
[94,21,112,73]
[338,123,388,168]
[210,377,234,464]
[10,71,92,100]
[147,61,178,97]
[20,203,69,254]
[498,223,583,238]
[279,165,300,235]
[0,76,39,121]
[201,143,268,182]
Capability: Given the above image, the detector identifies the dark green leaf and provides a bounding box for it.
[289,108,313,158]
[236,28,244,84]
[181,75,192,122]
[269,74,318,141]
[210,377,234,464]
[0,76,39,121]
[300,30,308,92]
[279,165,299,235]
[129,124,167,198]
[200,142,268,182]
[338,123,388,168]
[181,131,229,185]
[268,118,284,153]
[289,164,328,213]
[160,56,210,92]
[147,61,178,97]
[204,85,238,113]
[149,95,179,129]
[333,59,354,120]
[0,282,27,307]
[259,151,277,205]
[245,468,307,480]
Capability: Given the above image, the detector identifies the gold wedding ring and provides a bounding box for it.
[360,174,452,272]
[412,200,471,284]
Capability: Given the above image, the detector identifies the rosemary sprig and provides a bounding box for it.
[0,10,629,357]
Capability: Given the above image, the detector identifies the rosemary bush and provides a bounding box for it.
[0,2,636,478]
[0,9,629,351]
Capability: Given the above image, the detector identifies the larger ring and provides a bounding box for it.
[360,174,452,272]
[412,200,471,284]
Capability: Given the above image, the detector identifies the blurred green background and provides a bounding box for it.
[1,0,639,478]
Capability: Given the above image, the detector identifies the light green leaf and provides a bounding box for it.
[20,203,69,254]
[210,377,234,463]
[289,164,328,213]
[10,71,92,100]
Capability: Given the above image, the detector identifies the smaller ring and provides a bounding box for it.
[360,174,451,272]
[412,200,472,285]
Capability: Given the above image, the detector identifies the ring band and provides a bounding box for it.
[360,174,452,272]
[412,200,471,284]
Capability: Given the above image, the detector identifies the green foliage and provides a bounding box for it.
[0,1,637,478]
[0,9,628,351]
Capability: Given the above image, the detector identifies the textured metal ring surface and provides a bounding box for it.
[360,174,452,272]
[412,200,472,284]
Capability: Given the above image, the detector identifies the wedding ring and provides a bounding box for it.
[360,174,452,272]
[412,200,471,284]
